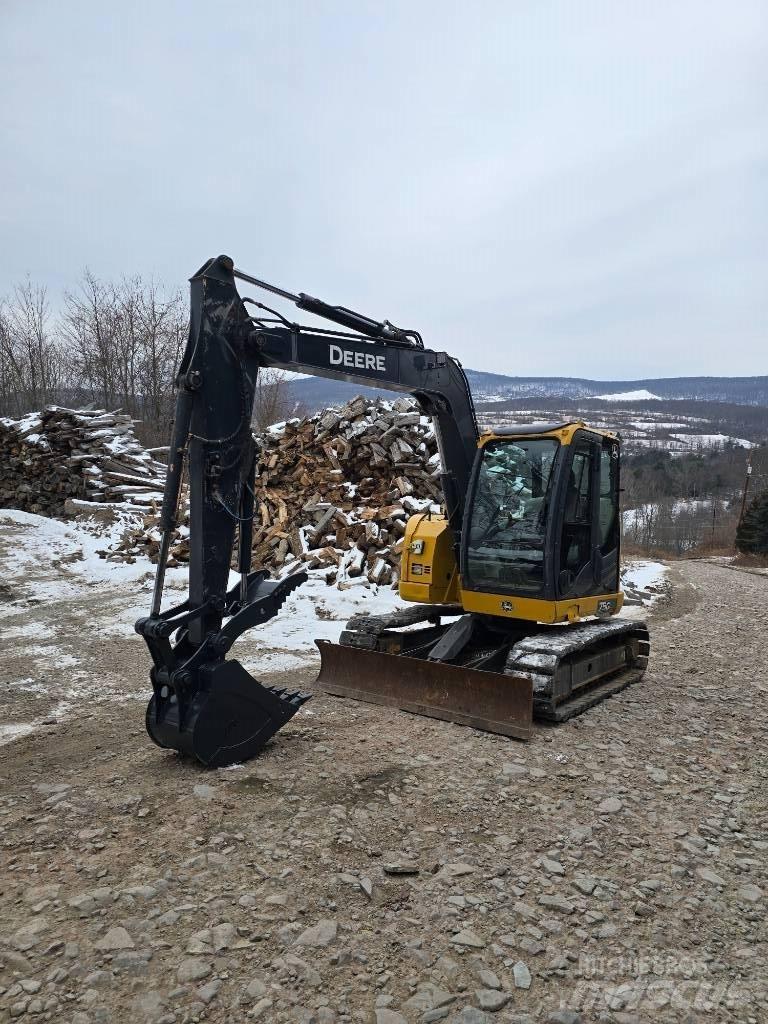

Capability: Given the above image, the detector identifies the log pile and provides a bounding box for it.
[0,406,166,519]
[112,396,443,587]
[252,396,442,587]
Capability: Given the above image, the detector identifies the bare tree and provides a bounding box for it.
[0,279,63,417]
[133,279,187,443]
[0,303,21,417]
[61,270,120,410]
[60,270,187,443]
[252,368,294,432]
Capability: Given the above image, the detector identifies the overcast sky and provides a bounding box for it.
[1,1,765,379]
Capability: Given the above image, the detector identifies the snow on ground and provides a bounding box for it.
[618,559,668,619]
[670,433,755,450]
[0,508,404,675]
[622,498,729,529]
[111,568,405,669]
[238,575,403,673]
[0,508,190,603]
[628,421,689,430]
[1,509,668,692]
[0,723,37,747]
[595,389,661,401]
[622,559,667,593]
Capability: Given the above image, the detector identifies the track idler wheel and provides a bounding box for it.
[146,659,311,768]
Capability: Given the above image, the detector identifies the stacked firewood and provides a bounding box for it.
[0,406,166,519]
[113,396,443,587]
[252,396,442,587]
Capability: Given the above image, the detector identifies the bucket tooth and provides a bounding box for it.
[284,689,311,706]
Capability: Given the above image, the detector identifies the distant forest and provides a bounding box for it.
[287,371,768,411]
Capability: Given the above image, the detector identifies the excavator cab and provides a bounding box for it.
[397,423,623,622]
[462,424,622,617]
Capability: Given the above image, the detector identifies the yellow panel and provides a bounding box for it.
[459,585,624,624]
[399,514,460,604]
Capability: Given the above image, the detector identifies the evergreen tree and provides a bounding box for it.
[736,488,768,555]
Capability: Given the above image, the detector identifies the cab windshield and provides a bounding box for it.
[465,438,559,594]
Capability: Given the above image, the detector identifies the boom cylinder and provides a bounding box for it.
[151,386,194,615]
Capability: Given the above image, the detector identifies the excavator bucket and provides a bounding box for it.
[146,659,311,768]
[315,640,533,740]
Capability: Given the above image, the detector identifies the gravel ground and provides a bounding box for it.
[0,519,766,1024]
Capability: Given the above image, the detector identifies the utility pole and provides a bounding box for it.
[738,453,753,527]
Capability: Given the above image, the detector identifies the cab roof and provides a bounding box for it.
[479,420,619,445]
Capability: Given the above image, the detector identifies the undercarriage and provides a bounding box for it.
[317,607,650,735]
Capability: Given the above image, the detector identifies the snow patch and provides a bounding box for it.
[596,389,661,402]
[670,433,755,450]
[0,723,36,746]
[622,560,667,593]
[235,575,404,673]
[0,508,187,592]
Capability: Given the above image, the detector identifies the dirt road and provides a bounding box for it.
[0,523,766,1023]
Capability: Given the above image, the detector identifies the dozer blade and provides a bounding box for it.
[315,639,533,740]
[146,659,311,768]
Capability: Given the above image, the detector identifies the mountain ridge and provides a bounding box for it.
[287,371,768,412]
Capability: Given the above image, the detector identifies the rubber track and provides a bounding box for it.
[535,668,646,722]
[505,620,650,719]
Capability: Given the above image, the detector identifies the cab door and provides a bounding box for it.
[556,432,620,599]
[595,436,620,594]
[557,433,597,597]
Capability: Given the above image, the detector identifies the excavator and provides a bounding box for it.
[135,256,649,767]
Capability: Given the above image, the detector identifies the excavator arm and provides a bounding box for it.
[136,255,479,766]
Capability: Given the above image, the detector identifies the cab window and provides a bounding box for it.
[560,449,593,579]
[465,438,559,594]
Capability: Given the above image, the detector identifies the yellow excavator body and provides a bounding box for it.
[400,422,624,623]
[319,419,648,738]
[400,513,625,624]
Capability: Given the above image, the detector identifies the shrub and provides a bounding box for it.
[736,488,768,555]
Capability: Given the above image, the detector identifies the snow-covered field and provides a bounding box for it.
[477,404,764,455]
[596,389,661,401]
[669,432,755,450]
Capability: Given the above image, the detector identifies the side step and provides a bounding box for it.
[316,639,533,741]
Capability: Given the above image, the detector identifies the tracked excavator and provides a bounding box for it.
[135,256,649,767]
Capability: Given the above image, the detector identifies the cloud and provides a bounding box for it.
[0,0,765,377]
